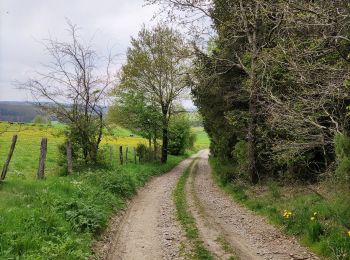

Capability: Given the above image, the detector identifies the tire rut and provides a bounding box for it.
[105,153,202,260]
[186,150,320,260]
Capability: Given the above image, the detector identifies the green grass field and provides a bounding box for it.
[0,121,210,258]
[192,127,210,150]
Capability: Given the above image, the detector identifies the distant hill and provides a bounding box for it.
[0,101,110,123]
[0,101,196,123]
[0,101,40,122]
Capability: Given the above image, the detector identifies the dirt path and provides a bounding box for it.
[99,150,320,260]
[105,154,201,260]
[188,150,319,260]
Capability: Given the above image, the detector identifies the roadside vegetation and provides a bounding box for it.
[145,1,350,259]
[0,152,187,258]
[173,160,214,260]
[0,120,205,258]
[211,158,350,259]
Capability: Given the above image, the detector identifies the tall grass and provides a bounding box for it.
[0,155,188,259]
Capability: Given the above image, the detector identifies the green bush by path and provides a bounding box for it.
[0,155,187,259]
[210,157,350,260]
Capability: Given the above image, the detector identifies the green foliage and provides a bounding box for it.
[108,91,162,144]
[0,153,187,259]
[168,114,196,155]
[136,143,153,163]
[232,140,249,178]
[32,115,50,125]
[335,134,350,185]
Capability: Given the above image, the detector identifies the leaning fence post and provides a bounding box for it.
[125,147,128,164]
[37,138,47,179]
[119,146,123,165]
[134,147,137,164]
[66,140,73,175]
[1,134,18,181]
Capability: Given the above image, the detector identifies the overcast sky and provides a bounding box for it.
[0,0,161,102]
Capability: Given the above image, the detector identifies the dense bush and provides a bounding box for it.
[136,143,154,163]
[335,134,350,186]
[168,115,196,155]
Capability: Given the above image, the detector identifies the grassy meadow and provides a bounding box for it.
[192,127,210,150]
[0,121,209,259]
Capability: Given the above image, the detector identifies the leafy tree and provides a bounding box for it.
[114,24,189,163]
[32,115,49,125]
[108,90,162,158]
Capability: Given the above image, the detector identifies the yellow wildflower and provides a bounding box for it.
[282,210,292,219]
[313,212,317,216]
[310,216,315,221]
[348,230,350,237]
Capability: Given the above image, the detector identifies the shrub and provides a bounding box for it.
[232,140,249,179]
[168,114,195,155]
[136,143,153,163]
[335,133,350,186]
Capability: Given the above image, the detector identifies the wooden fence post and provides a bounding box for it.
[119,146,123,165]
[66,141,73,175]
[37,138,47,179]
[125,147,128,164]
[1,134,18,181]
[134,147,137,164]
[109,145,113,165]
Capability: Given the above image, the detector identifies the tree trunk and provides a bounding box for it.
[119,146,123,165]
[161,127,168,164]
[134,147,137,164]
[153,136,157,161]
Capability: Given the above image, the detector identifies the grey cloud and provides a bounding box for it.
[0,0,158,101]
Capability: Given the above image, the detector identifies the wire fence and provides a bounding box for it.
[0,122,145,181]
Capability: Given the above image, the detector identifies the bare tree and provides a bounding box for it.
[19,21,115,163]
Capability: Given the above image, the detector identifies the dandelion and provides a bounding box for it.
[310,216,315,221]
[313,212,317,216]
[282,210,292,219]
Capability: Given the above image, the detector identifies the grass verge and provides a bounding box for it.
[210,157,350,260]
[173,160,214,260]
[0,155,187,259]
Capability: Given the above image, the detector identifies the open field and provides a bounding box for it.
[0,122,209,179]
[0,122,147,179]
[192,127,210,150]
[0,121,206,258]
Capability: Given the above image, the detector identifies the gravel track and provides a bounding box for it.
[105,154,201,260]
[190,150,319,260]
[97,149,320,260]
